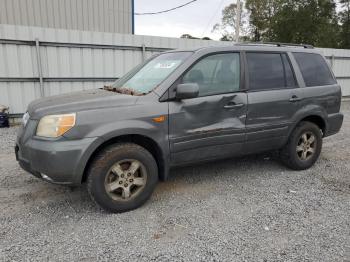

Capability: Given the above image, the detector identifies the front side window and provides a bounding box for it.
[181,53,240,97]
[112,52,192,94]
[247,52,294,91]
[293,52,336,87]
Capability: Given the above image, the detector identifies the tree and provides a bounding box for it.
[180,34,199,39]
[220,35,233,41]
[212,2,246,41]
[245,0,278,41]
[217,0,342,47]
[244,0,340,47]
[180,34,212,40]
[339,0,350,48]
[269,0,340,48]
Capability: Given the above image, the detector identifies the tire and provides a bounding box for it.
[280,121,322,170]
[87,143,158,213]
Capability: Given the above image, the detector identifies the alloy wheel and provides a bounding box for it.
[296,131,316,161]
[104,159,147,201]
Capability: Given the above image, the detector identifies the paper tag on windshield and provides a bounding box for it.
[154,62,177,69]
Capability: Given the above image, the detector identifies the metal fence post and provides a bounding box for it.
[142,44,146,62]
[331,54,335,69]
[35,38,44,97]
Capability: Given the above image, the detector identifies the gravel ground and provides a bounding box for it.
[1,103,350,262]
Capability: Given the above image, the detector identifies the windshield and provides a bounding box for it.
[111,52,192,94]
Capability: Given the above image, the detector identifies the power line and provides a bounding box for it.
[200,0,226,37]
[135,0,199,15]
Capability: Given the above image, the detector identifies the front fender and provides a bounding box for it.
[70,119,170,184]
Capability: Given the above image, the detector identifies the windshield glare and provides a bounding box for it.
[112,52,192,94]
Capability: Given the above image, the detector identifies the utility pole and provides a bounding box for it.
[235,0,241,43]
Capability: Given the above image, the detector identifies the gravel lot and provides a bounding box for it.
[1,103,350,262]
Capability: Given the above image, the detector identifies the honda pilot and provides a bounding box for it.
[16,43,343,213]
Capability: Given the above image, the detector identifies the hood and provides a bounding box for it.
[28,89,139,119]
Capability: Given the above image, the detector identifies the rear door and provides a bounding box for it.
[168,52,248,165]
[244,52,299,153]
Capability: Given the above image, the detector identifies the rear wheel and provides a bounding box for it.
[87,143,158,213]
[280,121,322,170]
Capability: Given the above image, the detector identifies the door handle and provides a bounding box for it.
[224,103,244,109]
[289,95,302,102]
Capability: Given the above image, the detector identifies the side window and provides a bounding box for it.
[182,53,240,97]
[293,52,336,87]
[247,53,288,91]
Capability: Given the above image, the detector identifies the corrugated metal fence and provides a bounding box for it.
[1,24,350,114]
[0,0,133,34]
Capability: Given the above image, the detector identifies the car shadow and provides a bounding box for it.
[167,151,283,182]
[21,151,286,215]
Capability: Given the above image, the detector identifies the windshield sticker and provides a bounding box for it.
[154,62,178,69]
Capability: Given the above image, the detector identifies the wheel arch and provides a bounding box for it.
[81,134,168,184]
[299,115,326,136]
[289,114,327,139]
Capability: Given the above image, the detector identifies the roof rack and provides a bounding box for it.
[235,42,314,49]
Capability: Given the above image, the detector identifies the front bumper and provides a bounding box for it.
[16,123,102,185]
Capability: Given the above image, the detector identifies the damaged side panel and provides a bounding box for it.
[168,93,248,165]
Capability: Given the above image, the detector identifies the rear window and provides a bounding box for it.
[246,52,296,91]
[293,53,336,87]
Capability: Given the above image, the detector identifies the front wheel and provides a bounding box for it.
[87,143,158,213]
[280,121,322,170]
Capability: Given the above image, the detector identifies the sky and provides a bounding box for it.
[134,0,234,40]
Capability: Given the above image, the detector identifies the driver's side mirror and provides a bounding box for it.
[175,83,199,100]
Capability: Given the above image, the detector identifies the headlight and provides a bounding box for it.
[22,112,30,127]
[36,113,76,138]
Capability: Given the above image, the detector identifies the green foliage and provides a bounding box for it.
[180,0,349,48]
[212,3,246,41]
[245,0,277,41]
[180,34,199,39]
[180,34,212,40]
[339,0,350,48]
[215,0,349,48]
[268,0,340,48]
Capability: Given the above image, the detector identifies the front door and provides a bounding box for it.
[168,52,247,165]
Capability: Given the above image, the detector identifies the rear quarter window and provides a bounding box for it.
[293,53,336,87]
